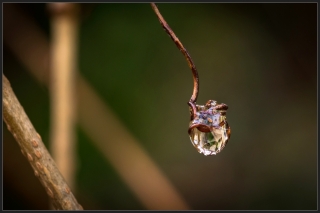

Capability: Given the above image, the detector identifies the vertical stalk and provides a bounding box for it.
[48,3,80,191]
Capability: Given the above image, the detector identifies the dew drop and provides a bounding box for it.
[188,100,231,156]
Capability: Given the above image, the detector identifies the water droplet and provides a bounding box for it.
[188,100,231,156]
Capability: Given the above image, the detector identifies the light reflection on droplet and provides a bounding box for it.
[188,100,230,156]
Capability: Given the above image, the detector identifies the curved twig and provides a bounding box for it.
[3,75,83,210]
[150,3,199,109]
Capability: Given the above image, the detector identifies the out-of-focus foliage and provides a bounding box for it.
[3,3,317,210]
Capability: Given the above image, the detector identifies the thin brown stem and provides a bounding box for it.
[150,3,199,105]
[3,74,83,210]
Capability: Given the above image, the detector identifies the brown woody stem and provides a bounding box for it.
[150,3,199,105]
[3,74,83,210]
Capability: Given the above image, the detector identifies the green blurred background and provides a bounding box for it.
[3,3,317,210]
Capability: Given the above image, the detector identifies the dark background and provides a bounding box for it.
[3,3,317,210]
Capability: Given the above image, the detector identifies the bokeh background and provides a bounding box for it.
[3,3,317,210]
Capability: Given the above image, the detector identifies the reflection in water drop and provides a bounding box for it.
[188,100,231,156]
